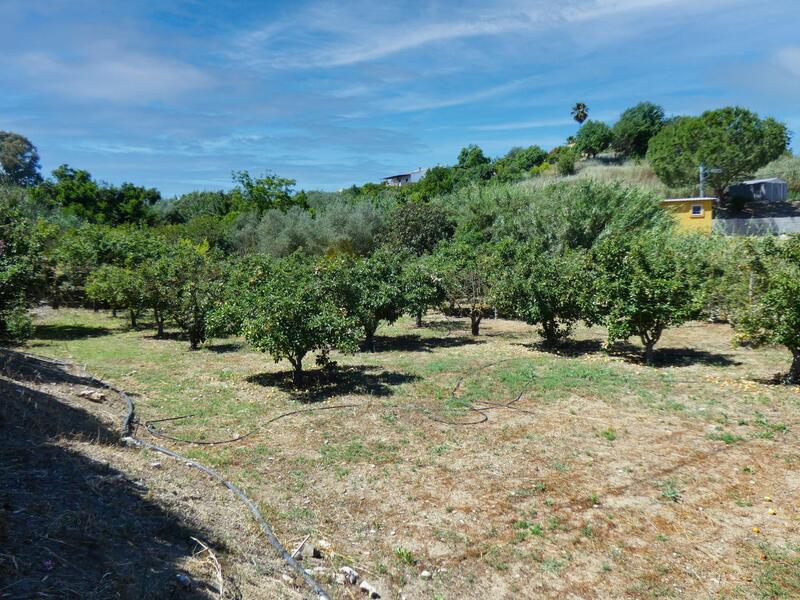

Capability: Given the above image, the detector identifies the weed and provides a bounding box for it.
[708,431,743,444]
[600,428,617,442]
[661,480,682,502]
[395,547,415,566]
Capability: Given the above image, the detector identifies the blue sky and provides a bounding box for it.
[1,0,799,197]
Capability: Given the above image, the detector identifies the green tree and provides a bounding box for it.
[384,202,455,255]
[230,170,301,213]
[158,241,224,350]
[730,236,800,383]
[611,102,665,159]
[456,145,495,183]
[647,107,789,200]
[235,255,360,385]
[85,265,145,327]
[321,251,405,351]
[575,120,613,158]
[0,187,45,340]
[492,241,588,347]
[571,102,588,124]
[590,231,706,363]
[494,146,548,182]
[410,166,456,200]
[0,132,42,187]
[33,165,160,225]
[400,255,445,327]
[434,238,492,336]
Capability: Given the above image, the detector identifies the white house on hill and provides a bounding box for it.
[382,167,429,187]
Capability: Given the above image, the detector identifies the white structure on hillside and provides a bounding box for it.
[382,167,428,187]
[729,178,789,203]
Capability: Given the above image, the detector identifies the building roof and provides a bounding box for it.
[661,197,718,203]
[739,177,787,185]
[382,167,427,180]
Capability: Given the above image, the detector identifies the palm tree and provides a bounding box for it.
[571,102,588,125]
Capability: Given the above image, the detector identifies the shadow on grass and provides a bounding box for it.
[0,351,222,598]
[417,319,469,333]
[33,323,112,341]
[205,342,244,354]
[517,339,742,367]
[371,333,482,353]
[246,364,420,402]
[608,344,742,368]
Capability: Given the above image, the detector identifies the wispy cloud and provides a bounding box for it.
[13,47,211,103]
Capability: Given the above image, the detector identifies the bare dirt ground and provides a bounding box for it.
[5,308,800,599]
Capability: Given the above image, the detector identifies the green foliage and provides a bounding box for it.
[0,186,45,340]
[730,236,800,382]
[33,165,161,225]
[574,120,613,158]
[0,131,42,187]
[230,170,300,213]
[410,166,456,201]
[157,190,233,224]
[492,241,588,347]
[590,231,707,362]
[320,250,405,350]
[232,198,387,257]
[754,154,800,198]
[233,255,360,383]
[556,148,576,176]
[85,265,145,327]
[399,254,446,327]
[434,238,493,335]
[456,144,495,183]
[494,146,548,182]
[647,107,789,199]
[384,202,455,255]
[611,102,665,159]
[50,225,163,306]
[156,241,224,350]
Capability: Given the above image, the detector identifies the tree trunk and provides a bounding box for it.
[155,309,164,338]
[292,356,303,387]
[112,308,117,318]
[415,311,423,328]
[93,301,98,313]
[129,310,137,328]
[643,340,655,364]
[470,314,481,336]
[788,349,800,384]
[189,331,199,351]
[364,326,377,352]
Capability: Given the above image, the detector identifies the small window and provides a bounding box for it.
[691,204,703,217]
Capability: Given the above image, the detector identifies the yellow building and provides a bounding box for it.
[660,198,716,233]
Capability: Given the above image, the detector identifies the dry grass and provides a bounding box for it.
[16,308,800,599]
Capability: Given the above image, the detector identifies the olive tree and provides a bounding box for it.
[590,231,706,363]
[574,120,613,158]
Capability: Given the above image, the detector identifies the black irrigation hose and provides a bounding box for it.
[144,403,361,446]
[7,352,332,600]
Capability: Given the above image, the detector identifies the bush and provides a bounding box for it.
[557,149,576,176]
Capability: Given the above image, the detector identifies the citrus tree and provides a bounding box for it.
[492,240,588,347]
[85,265,145,327]
[731,236,800,383]
[400,254,445,327]
[590,231,707,363]
[236,255,360,385]
[321,250,405,351]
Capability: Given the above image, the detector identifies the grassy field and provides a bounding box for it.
[22,307,800,599]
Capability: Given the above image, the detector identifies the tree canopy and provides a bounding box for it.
[0,131,42,187]
[611,102,665,159]
[647,107,788,199]
[575,120,613,158]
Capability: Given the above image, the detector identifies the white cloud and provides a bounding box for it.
[16,48,211,103]
[775,47,800,77]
